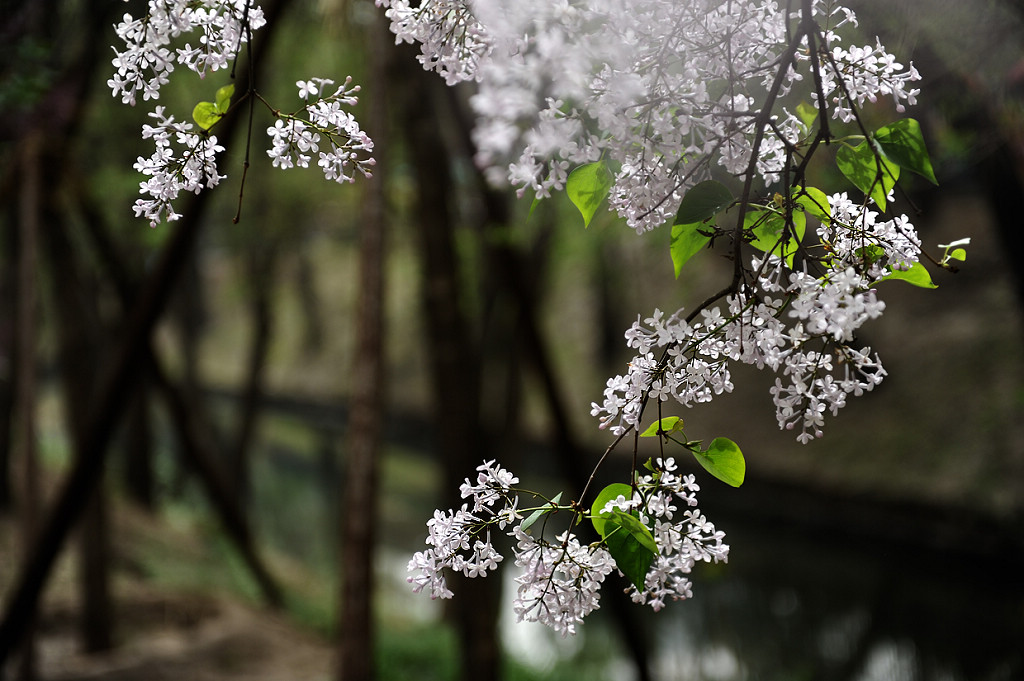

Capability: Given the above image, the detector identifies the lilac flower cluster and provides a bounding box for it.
[591,190,916,443]
[109,2,373,225]
[375,0,490,86]
[376,0,921,233]
[619,459,729,611]
[408,458,727,636]
[108,0,266,106]
[266,78,375,184]
[132,106,226,227]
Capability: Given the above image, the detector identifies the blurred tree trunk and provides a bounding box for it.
[296,245,325,357]
[336,8,389,681]
[440,82,657,681]
[68,174,158,510]
[40,185,115,654]
[399,61,501,681]
[69,166,285,609]
[169,255,207,498]
[230,245,277,504]
[12,132,43,681]
[123,368,155,510]
[0,0,294,657]
[0,207,16,514]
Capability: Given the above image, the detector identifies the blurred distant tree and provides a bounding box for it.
[400,61,502,681]
[0,220,16,514]
[230,239,279,505]
[42,210,115,654]
[337,13,389,681]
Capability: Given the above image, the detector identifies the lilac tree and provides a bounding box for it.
[109,0,965,639]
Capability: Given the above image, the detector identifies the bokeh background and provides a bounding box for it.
[1,0,1022,679]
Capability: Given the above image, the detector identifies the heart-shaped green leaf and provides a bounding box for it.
[747,208,805,267]
[567,161,613,228]
[192,101,221,130]
[675,180,734,224]
[692,437,745,487]
[836,140,900,210]
[795,186,831,220]
[215,83,235,113]
[670,222,712,277]
[640,416,684,438]
[874,118,937,185]
[590,483,633,538]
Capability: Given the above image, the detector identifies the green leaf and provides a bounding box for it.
[836,140,900,210]
[520,492,562,533]
[874,118,938,185]
[192,101,222,130]
[950,248,967,262]
[796,101,818,132]
[567,161,613,228]
[602,510,658,591]
[670,222,712,277]
[692,437,745,487]
[795,186,831,221]
[590,484,659,590]
[215,83,234,113]
[590,483,633,538]
[607,510,658,553]
[528,196,542,220]
[675,180,734,224]
[878,261,937,289]
[747,208,805,267]
[640,416,684,438]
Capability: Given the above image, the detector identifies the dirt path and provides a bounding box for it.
[36,593,333,681]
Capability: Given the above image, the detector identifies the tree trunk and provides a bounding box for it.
[398,58,501,681]
[41,219,115,654]
[123,369,155,510]
[0,0,294,665]
[12,131,43,681]
[0,200,17,515]
[336,9,389,681]
[230,247,276,505]
[69,160,285,609]
[69,172,156,510]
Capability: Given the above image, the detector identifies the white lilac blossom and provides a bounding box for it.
[132,106,226,227]
[407,460,517,599]
[591,191,919,443]
[109,2,374,225]
[108,0,266,106]
[408,458,728,636]
[376,0,921,233]
[266,78,375,184]
[511,529,615,637]
[375,0,489,85]
[366,0,941,634]
[626,463,728,611]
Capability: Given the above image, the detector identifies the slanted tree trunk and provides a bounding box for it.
[336,9,389,681]
[0,0,294,651]
[123,369,155,510]
[67,173,158,511]
[296,245,325,357]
